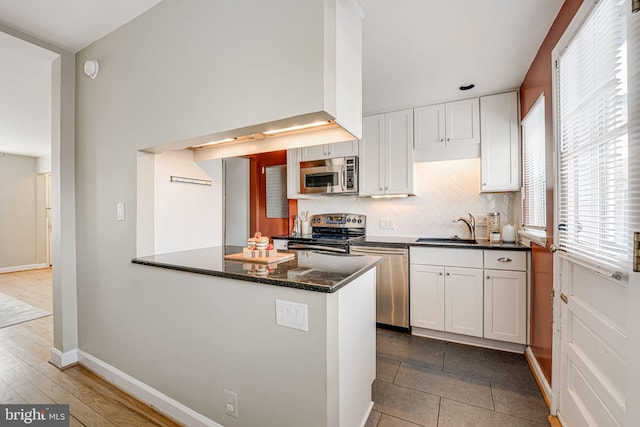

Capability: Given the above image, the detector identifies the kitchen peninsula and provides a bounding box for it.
[130,247,381,427]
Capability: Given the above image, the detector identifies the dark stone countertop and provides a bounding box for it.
[352,235,531,251]
[131,246,382,293]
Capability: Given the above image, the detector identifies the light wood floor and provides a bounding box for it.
[0,269,182,426]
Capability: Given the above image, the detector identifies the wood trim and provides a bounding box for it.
[525,347,552,409]
[548,415,562,427]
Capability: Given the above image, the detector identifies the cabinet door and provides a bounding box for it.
[300,145,329,161]
[300,141,358,161]
[445,267,484,337]
[359,115,385,196]
[414,104,445,150]
[328,140,358,158]
[286,148,303,199]
[480,91,520,192]
[410,264,445,330]
[446,98,480,148]
[384,109,414,194]
[484,269,527,344]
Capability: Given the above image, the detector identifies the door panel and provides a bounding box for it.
[445,267,483,337]
[559,258,627,426]
[410,264,445,330]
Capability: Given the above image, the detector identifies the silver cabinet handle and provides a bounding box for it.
[446,272,450,276]
[439,272,443,276]
[497,257,512,262]
[486,276,490,279]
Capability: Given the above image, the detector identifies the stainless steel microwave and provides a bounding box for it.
[299,156,358,195]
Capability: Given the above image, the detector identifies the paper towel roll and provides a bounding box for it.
[502,225,516,242]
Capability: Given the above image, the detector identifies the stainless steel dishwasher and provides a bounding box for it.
[350,245,409,329]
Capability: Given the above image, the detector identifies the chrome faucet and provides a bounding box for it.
[453,213,476,241]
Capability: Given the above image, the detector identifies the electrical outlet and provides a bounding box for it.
[379,218,395,230]
[224,389,239,418]
[276,299,308,331]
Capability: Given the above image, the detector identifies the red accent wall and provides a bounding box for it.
[248,151,297,241]
[519,0,582,386]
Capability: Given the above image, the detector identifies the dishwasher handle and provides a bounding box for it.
[350,246,408,256]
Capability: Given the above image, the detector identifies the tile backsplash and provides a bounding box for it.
[298,158,516,239]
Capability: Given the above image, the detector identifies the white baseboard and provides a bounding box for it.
[359,401,374,427]
[50,347,79,368]
[0,263,49,274]
[78,351,222,427]
[525,346,555,411]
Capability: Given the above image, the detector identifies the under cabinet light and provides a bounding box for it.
[262,121,331,135]
[370,194,409,199]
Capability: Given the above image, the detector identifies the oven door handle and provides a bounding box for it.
[287,243,347,254]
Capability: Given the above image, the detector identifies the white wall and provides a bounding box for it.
[152,150,222,254]
[0,154,39,270]
[299,158,516,239]
[74,0,346,423]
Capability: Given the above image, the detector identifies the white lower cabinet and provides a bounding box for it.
[444,267,484,338]
[409,264,445,330]
[410,247,528,346]
[483,250,527,344]
[410,248,483,337]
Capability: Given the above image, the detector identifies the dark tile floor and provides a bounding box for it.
[366,329,550,427]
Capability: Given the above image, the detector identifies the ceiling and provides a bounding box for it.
[0,0,564,158]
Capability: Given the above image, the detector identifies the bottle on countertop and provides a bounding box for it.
[487,212,501,243]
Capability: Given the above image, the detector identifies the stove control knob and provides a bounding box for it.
[357,219,362,224]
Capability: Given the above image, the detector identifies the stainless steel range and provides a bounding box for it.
[282,213,366,254]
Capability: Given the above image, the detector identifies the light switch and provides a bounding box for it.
[275,299,308,331]
[116,202,125,221]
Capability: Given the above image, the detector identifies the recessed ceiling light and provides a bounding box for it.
[459,84,475,91]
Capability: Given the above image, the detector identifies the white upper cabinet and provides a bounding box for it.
[360,110,415,196]
[414,98,480,162]
[480,91,520,192]
[300,140,358,161]
[287,148,303,199]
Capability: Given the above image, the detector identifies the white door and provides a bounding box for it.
[444,266,483,338]
[480,91,520,192]
[384,109,414,194]
[445,98,479,147]
[624,1,640,423]
[328,140,358,158]
[553,1,637,425]
[359,114,384,196]
[414,104,445,150]
[300,144,328,161]
[484,269,527,344]
[409,264,445,331]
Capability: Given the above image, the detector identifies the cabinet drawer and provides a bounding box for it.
[483,250,526,271]
[410,247,483,268]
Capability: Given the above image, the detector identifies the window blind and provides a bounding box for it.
[557,0,629,271]
[522,95,546,229]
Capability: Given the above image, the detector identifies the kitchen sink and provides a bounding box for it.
[415,237,478,244]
